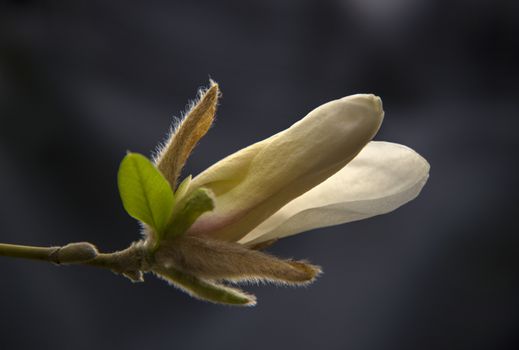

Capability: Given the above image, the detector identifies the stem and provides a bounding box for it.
[0,241,147,282]
[0,243,58,262]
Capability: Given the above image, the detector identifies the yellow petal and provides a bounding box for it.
[239,141,430,245]
[187,94,384,242]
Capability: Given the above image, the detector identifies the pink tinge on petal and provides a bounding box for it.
[187,94,385,242]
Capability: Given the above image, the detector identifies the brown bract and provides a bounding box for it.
[154,82,219,189]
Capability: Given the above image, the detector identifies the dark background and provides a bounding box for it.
[1,1,518,349]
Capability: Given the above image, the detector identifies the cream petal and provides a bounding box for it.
[186,94,385,242]
[238,141,430,245]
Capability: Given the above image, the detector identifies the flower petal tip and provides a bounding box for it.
[318,94,385,149]
[337,93,384,129]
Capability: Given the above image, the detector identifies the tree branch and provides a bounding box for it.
[0,241,147,282]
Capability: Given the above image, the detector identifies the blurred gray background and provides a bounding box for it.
[1,0,518,349]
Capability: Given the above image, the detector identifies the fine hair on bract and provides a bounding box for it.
[153,81,220,189]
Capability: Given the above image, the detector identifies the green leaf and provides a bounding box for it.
[174,175,192,200]
[118,152,174,236]
[166,188,214,238]
[155,267,256,306]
